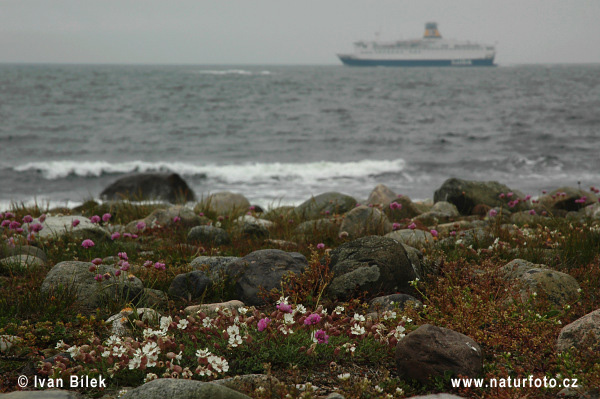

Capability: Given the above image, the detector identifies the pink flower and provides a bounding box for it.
[257,318,270,332]
[542,190,547,194]
[115,270,121,277]
[39,214,46,223]
[30,223,43,233]
[120,262,130,271]
[102,213,112,222]
[389,202,402,210]
[90,215,101,224]
[507,192,513,198]
[277,303,292,313]
[4,212,14,219]
[27,233,35,241]
[131,234,138,239]
[408,222,416,230]
[499,193,505,199]
[118,252,128,260]
[136,221,146,230]
[489,209,498,218]
[392,222,401,231]
[198,212,204,217]
[450,231,457,236]
[22,215,33,223]
[324,210,330,215]
[154,262,166,271]
[529,209,536,215]
[314,329,329,344]
[304,313,321,325]
[72,219,80,227]
[525,195,532,201]
[9,221,21,230]
[316,243,325,250]
[249,206,256,211]
[89,265,97,273]
[94,274,103,282]
[111,232,121,240]
[16,228,23,233]
[92,258,103,265]
[123,233,132,238]
[143,261,153,268]
[173,216,181,223]
[430,229,438,237]
[81,239,95,249]
[0,220,10,228]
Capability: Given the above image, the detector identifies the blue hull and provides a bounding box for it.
[338,56,495,67]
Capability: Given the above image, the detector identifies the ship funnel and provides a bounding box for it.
[424,22,441,39]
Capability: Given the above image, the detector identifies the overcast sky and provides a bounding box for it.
[1,0,599,65]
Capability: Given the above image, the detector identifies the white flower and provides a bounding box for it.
[295,304,307,314]
[105,335,122,346]
[237,307,249,315]
[160,316,172,331]
[202,317,213,328]
[196,348,212,359]
[144,373,158,383]
[337,373,351,380]
[390,325,406,339]
[277,296,289,305]
[142,341,160,367]
[350,324,365,335]
[353,313,365,322]
[334,306,345,315]
[196,365,212,377]
[374,385,384,393]
[113,345,127,357]
[208,355,229,373]
[401,316,412,323]
[128,348,143,369]
[396,388,404,395]
[174,351,183,363]
[177,319,189,330]
[383,310,397,320]
[181,367,193,379]
[283,313,295,325]
[55,340,66,349]
[228,334,242,347]
[66,345,81,358]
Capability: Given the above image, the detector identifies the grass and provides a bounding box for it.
[1,198,600,398]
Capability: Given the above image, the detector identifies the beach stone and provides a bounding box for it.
[0,254,44,272]
[125,205,202,233]
[339,205,392,239]
[168,270,213,300]
[327,236,417,300]
[539,187,597,212]
[295,218,339,238]
[435,220,473,235]
[41,261,144,309]
[187,225,231,245]
[434,178,525,215]
[583,203,600,219]
[556,309,600,352]
[385,229,434,247]
[0,244,47,263]
[227,249,307,306]
[401,243,426,277]
[456,228,493,246]
[368,294,422,314]
[195,192,251,217]
[2,391,84,399]
[264,239,298,249]
[191,256,239,271]
[262,206,295,221]
[212,374,280,395]
[235,215,273,228]
[366,184,398,206]
[0,335,23,353]
[414,201,459,225]
[121,378,251,399]
[36,215,110,241]
[100,172,195,203]
[501,259,580,307]
[325,394,346,399]
[510,211,545,224]
[141,288,169,308]
[395,324,483,384]
[106,308,162,336]
[184,300,245,317]
[384,196,423,221]
[294,192,356,220]
[236,222,270,240]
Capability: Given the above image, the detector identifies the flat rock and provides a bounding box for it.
[36,215,109,241]
[121,378,251,399]
[556,309,600,352]
[395,324,483,384]
[126,205,202,233]
[0,335,23,353]
[368,293,422,314]
[539,187,597,212]
[2,391,83,398]
[185,300,245,317]
[100,172,195,203]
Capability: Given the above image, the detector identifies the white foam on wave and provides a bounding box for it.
[13,159,406,182]
[193,69,271,76]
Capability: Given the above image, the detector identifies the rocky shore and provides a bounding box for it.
[1,173,600,399]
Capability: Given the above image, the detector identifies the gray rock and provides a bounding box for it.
[556,309,600,352]
[121,378,251,399]
[368,293,422,314]
[339,206,392,239]
[41,261,144,309]
[100,172,196,203]
[0,335,23,353]
[187,225,231,245]
[385,229,434,247]
[366,184,398,206]
[36,215,109,241]
[401,243,426,278]
[0,254,44,272]
[395,324,483,384]
[185,300,245,317]
[295,218,339,237]
[168,270,213,300]
[236,222,269,240]
[141,288,169,308]
[106,308,162,336]
[234,215,273,228]
[126,205,203,233]
[2,391,83,398]
[430,201,460,217]
[195,192,251,217]
[327,236,417,300]
[191,256,239,271]
[406,395,465,399]
[228,249,307,306]
[539,187,597,212]
[0,245,47,262]
[434,178,526,215]
[211,374,280,395]
[294,192,357,220]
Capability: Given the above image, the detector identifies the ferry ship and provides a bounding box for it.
[337,22,496,67]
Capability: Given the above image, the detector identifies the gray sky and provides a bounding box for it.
[1,0,599,65]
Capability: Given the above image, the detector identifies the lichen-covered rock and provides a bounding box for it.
[0,244,47,262]
[339,206,392,239]
[126,205,203,233]
[184,300,246,317]
[106,308,162,336]
[212,374,281,396]
[434,178,526,215]
[36,215,109,241]
[227,250,307,306]
[195,192,251,217]
[327,236,417,300]
[294,192,357,220]
[539,187,597,212]
[556,309,600,352]
[385,229,434,247]
[0,254,44,272]
[295,218,339,238]
[121,378,251,399]
[187,225,231,245]
[100,173,196,203]
[169,270,213,300]
[395,324,483,384]
[41,261,144,308]
[191,256,240,271]
[368,293,422,315]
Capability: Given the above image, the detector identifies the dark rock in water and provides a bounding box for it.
[339,205,392,239]
[327,236,417,300]
[294,192,357,220]
[100,173,196,203]
[188,225,231,245]
[395,324,483,384]
[434,178,525,215]
[121,378,251,399]
[228,249,307,306]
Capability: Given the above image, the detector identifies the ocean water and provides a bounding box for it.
[1,64,599,210]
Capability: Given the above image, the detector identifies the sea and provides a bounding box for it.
[1,64,599,211]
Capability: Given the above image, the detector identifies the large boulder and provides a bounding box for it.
[35,215,109,241]
[227,250,307,306]
[395,324,483,384]
[195,192,250,217]
[126,205,203,233]
[556,309,600,352]
[169,256,238,300]
[326,236,418,300]
[41,261,144,308]
[121,378,251,399]
[294,192,357,220]
[539,187,598,212]
[434,178,526,215]
[100,173,195,203]
[339,206,392,239]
